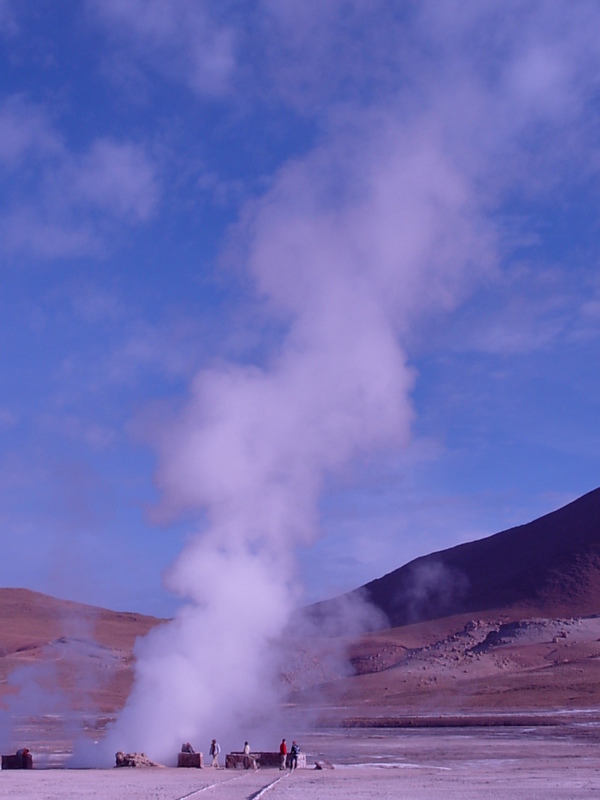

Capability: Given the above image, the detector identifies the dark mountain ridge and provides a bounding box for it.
[318,487,600,628]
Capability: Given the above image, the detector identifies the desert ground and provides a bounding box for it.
[3,726,600,799]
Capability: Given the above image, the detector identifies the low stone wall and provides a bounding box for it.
[177,752,203,768]
[225,751,306,769]
[225,752,259,770]
[2,752,33,770]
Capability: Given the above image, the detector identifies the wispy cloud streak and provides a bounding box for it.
[0,97,159,258]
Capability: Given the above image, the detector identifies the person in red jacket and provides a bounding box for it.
[279,738,287,770]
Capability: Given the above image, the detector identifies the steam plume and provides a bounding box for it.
[84,116,491,765]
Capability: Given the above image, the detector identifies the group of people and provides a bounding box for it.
[279,738,300,770]
[181,738,300,770]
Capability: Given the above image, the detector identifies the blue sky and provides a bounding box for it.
[1,1,600,617]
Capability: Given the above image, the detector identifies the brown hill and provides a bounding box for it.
[301,609,600,727]
[328,487,600,628]
[0,588,164,713]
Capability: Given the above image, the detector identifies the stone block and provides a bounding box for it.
[177,752,203,768]
[2,752,33,770]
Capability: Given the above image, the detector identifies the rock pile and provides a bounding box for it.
[115,752,163,768]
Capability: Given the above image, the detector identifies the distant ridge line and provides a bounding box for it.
[315,487,600,628]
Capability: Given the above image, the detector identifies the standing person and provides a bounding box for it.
[279,738,287,770]
[289,740,299,770]
[209,739,220,768]
[243,741,258,771]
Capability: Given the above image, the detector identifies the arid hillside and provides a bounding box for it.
[0,588,163,713]
[314,487,600,628]
[298,609,600,726]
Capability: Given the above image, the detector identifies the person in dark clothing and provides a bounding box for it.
[289,741,299,770]
[209,739,220,767]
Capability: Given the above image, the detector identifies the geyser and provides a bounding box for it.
[87,116,491,765]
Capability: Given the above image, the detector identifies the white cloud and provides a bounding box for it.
[0,98,160,259]
[65,139,159,222]
[0,97,63,168]
[88,0,236,96]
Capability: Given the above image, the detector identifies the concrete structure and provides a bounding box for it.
[177,752,203,768]
[2,750,33,770]
[225,751,306,769]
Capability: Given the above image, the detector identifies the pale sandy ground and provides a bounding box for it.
[3,726,600,799]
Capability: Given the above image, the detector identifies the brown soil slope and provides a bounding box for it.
[316,611,600,722]
[0,588,164,712]
[318,487,600,628]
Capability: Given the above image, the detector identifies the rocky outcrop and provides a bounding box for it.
[115,751,163,767]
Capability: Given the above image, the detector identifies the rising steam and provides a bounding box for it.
[78,117,491,765]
